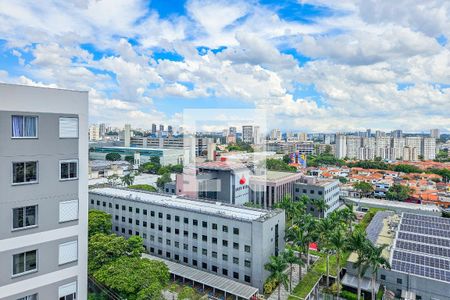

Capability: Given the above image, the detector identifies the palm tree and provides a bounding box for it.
[264,255,289,300]
[291,200,307,225]
[121,172,135,186]
[340,202,356,233]
[329,228,347,296]
[347,229,370,300]
[281,248,303,292]
[274,195,294,221]
[301,214,318,270]
[312,197,329,218]
[317,217,335,287]
[366,243,391,300]
[286,225,308,281]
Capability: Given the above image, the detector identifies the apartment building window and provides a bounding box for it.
[158,225,163,231]
[59,241,78,265]
[135,208,140,213]
[158,237,163,243]
[143,209,147,215]
[202,221,207,228]
[158,212,163,218]
[183,230,188,237]
[60,160,78,180]
[166,239,171,246]
[233,257,239,264]
[175,215,180,222]
[175,241,180,248]
[17,293,38,300]
[222,254,228,261]
[122,205,126,211]
[193,259,197,266]
[212,223,217,230]
[202,235,207,242]
[183,244,188,250]
[166,214,171,220]
[244,275,251,283]
[129,207,132,212]
[151,211,155,217]
[175,228,179,235]
[233,272,239,279]
[11,115,38,138]
[380,274,386,280]
[193,219,198,226]
[184,217,188,224]
[202,248,207,255]
[245,245,251,252]
[245,260,251,267]
[59,200,78,223]
[175,254,180,261]
[223,225,228,232]
[58,281,77,300]
[233,227,239,235]
[143,221,147,227]
[223,269,228,276]
[212,265,218,272]
[13,205,37,230]
[223,240,228,247]
[12,161,38,184]
[233,242,239,250]
[193,246,198,253]
[183,257,188,263]
[59,117,78,138]
[212,251,217,258]
[193,233,198,239]
[13,250,37,276]
[202,262,207,269]
[166,227,171,233]
[212,237,217,244]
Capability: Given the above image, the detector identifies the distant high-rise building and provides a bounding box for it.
[242,125,253,143]
[124,124,131,147]
[270,129,282,141]
[253,126,262,145]
[430,129,440,139]
[391,129,403,138]
[99,123,107,138]
[229,126,237,135]
[346,136,362,159]
[375,130,386,138]
[89,124,100,141]
[422,137,437,160]
[366,129,371,138]
[159,124,164,132]
[298,132,307,142]
[168,125,173,133]
[336,135,347,159]
[151,123,157,134]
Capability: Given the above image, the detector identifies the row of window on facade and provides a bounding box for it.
[11,160,78,184]
[12,240,78,277]
[91,199,241,234]
[12,200,78,231]
[148,247,252,283]
[16,281,77,300]
[11,115,78,138]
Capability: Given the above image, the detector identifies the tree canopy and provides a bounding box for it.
[88,210,112,237]
[105,152,122,161]
[386,184,412,201]
[266,158,297,172]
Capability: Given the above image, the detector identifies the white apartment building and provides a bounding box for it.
[422,137,436,160]
[89,124,100,141]
[242,125,253,144]
[336,135,347,159]
[0,84,88,300]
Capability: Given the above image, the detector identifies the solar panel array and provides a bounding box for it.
[390,213,450,283]
[398,232,450,248]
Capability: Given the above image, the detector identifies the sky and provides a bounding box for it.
[0,0,449,133]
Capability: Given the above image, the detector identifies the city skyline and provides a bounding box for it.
[0,1,449,132]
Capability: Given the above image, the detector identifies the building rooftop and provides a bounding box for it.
[345,197,441,213]
[251,170,302,182]
[90,146,182,153]
[196,161,248,171]
[90,187,279,222]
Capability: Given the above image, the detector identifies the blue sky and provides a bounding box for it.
[0,0,449,132]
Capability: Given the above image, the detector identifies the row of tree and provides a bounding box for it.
[265,196,390,300]
[352,181,413,201]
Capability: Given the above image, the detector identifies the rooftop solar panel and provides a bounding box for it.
[396,240,450,258]
[403,213,450,225]
[402,218,450,231]
[397,232,450,248]
[392,259,450,282]
[393,250,450,270]
[400,224,450,239]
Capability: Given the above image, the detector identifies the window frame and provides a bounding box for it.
[11,161,38,185]
[12,205,38,231]
[12,250,38,277]
[11,115,38,139]
[58,117,79,139]
[59,159,79,181]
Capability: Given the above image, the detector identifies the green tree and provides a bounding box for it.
[121,173,135,186]
[107,174,120,186]
[366,243,391,300]
[283,154,291,164]
[93,257,169,300]
[312,197,329,218]
[274,195,294,221]
[338,176,348,184]
[386,184,412,201]
[178,286,199,300]
[88,234,144,274]
[286,225,307,282]
[329,229,347,296]
[105,152,121,161]
[264,255,289,300]
[156,172,172,189]
[347,229,370,300]
[88,210,112,237]
[353,182,374,198]
[139,162,160,174]
[169,164,184,173]
[317,217,335,287]
[265,158,297,172]
[124,155,135,164]
[281,248,303,292]
[128,184,157,192]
